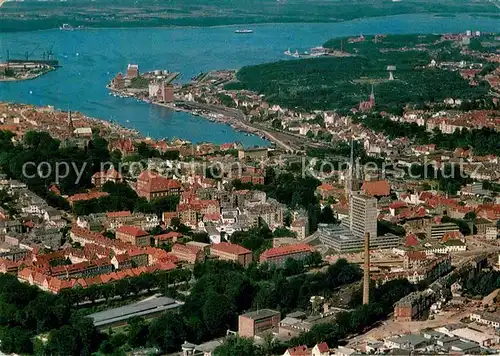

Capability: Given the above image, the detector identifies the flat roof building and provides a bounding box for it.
[88,296,182,328]
[349,194,377,239]
[313,224,401,253]
[238,309,280,338]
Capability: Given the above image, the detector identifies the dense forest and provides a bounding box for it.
[233,34,490,113]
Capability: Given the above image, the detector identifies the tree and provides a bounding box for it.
[127,316,148,348]
[46,326,79,356]
[319,205,337,224]
[202,293,234,337]
[304,251,323,267]
[464,211,477,221]
[214,336,263,356]
[148,313,187,352]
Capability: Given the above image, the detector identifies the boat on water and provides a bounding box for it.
[60,24,74,31]
[235,29,254,34]
[284,49,300,58]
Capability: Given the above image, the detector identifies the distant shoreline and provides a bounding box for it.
[0,12,499,33]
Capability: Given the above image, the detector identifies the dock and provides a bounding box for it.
[163,72,180,84]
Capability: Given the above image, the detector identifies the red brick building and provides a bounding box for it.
[238,309,280,338]
[171,243,205,264]
[91,168,123,188]
[259,243,313,267]
[210,242,253,267]
[136,171,181,201]
[115,225,150,247]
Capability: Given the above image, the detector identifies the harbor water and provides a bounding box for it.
[0,14,499,146]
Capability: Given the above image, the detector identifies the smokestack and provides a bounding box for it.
[363,232,370,305]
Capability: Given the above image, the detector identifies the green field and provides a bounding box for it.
[0,0,498,32]
[230,34,494,113]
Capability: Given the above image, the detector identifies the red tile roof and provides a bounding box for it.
[361,180,390,197]
[106,211,132,218]
[138,171,181,193]
[404,234,421,247]
[116,225,149,237]
[316,342,329,353]
[68,191,109,203]
[406,251,427,261]
[211,242,251,255]
[285,345,309,356]
[155,231,182,242]
[172,243,202,256]
[260,243,313,259]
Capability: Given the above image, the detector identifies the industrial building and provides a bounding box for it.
[88,296,183,328]
[238,309,280,338]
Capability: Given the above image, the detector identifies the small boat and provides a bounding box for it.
[292,50,300,58]
[284,48,292,56]
[235,29,253,34]
[60,24,74,31]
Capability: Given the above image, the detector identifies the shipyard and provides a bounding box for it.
[108,64,323,151]
[0,47,59,82]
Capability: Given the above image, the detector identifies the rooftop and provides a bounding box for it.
[240,309,280,321]
[88,296,182,327]
[211,242,251,255]
[116,225,149,237]
[260,243,313,259]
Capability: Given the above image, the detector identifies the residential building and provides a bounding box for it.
[243,198,285,229]
[210,242,252,267]
[238,147,268,161]
[291,217,309,240]
[283,345,309,356]
[260,243,313,267]
[91,168,123,187]
[115,225,150,247]
[171,243,205,264]
[312,342,329,356]
[238,309,280,338]
[136,171,181,201]
[469,311,500,329]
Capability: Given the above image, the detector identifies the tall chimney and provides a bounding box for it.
[363,232,370,305]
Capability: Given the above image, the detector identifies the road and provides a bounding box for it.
[174,100,307,151]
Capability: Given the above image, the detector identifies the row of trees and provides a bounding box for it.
[0,266,193,355]
[0,274,100,355]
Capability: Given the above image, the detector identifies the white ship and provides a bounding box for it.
[235,29,254,34]
[60,23,74,31]
[284,49,300,58]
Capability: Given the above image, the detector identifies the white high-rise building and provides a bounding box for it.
[349,193,377,239]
